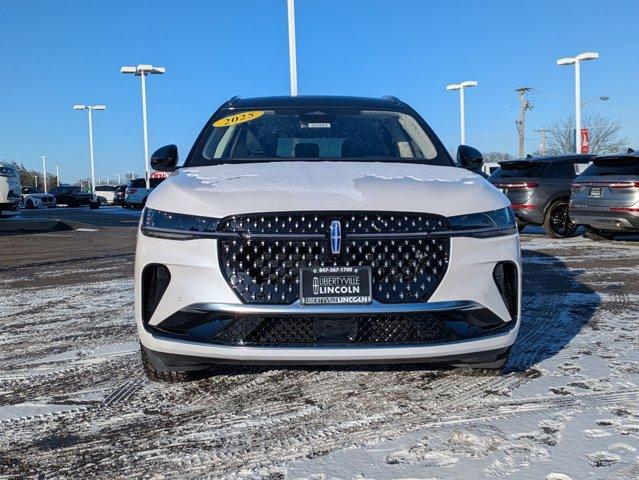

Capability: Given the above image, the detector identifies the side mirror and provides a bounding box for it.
[456,145,484,172]
[150,144,179,172]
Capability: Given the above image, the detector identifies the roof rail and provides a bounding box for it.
[227,95,242,106]
[381,95,402,105]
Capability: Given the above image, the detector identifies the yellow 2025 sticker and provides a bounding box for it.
[213,111,264,128]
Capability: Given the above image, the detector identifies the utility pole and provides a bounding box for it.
[535,129,550,155]
[515,87,533,158]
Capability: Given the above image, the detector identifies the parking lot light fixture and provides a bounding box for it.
[121,64,166,189]
[74,104,107,196]
[446,81,478,145]
[581,95,609,108]
[557,52,599,153]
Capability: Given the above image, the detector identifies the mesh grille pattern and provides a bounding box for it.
[218,212,450,305]
[218,212,448,235]
[211,314,458,346]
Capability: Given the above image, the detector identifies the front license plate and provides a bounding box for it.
[589,187,602,197]
[300,266,372,305]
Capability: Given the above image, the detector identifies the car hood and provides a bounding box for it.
[148,161,509,218]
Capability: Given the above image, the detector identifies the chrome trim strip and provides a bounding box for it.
[185,299,481,315]
[142,225,516,240]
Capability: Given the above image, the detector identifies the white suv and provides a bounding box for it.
[135,95,521,382]
[0,163,22,216]
[124,178,165,209]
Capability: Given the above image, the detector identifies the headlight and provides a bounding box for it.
[448,207,516,235]
[141,208,220,240]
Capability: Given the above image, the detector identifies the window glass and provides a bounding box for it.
[544,162,569,179]
[190,108,445,166]
[489,161,548,179]
[581,158,639,176]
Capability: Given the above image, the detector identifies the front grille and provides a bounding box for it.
[219,212,447,234]
[211,314,458,346]
[218,212,450,304]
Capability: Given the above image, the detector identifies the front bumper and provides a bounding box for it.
[135,231,521,364]
[570,206,639,231]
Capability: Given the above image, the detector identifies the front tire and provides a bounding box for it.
[543,200,577,238]
[140,344,206,383]
[25,200,34,209]
[585,227,616,241]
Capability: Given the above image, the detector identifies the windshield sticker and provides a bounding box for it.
[213,111,264,128]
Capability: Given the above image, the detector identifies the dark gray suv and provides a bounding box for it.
[570,150,639,240]
[489,154,594,238]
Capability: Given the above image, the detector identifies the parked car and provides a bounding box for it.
[481,162,500,177]
[570,149,639,240]
[124,177,165,209]
[0,162,22,216]
[95,185,118,205]
[489,154,594,238]
[21,187,56,209]
[49,185,93,207]
[113,185,127,206]
[136,95,521,382]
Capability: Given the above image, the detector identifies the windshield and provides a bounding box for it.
[188,108,447,167]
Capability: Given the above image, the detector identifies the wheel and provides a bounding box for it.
[585,227,616,241]
[25,199,34,209]
[140,343,205,383]
[543,200,577,238]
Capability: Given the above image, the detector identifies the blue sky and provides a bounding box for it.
[1,0,637,182]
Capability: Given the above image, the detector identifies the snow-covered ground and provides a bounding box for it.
[0,229,637,479]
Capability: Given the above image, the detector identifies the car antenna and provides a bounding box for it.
[381,95,402,105]
[228,95,242,107]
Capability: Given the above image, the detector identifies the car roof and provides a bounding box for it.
[500,154,593,166]
[222,95,406,110]
[594,148,638,162]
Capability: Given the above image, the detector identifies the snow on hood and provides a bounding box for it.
[147,161,509,218]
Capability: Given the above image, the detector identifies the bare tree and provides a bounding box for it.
[483,151,514,163]
[544,114,628,155]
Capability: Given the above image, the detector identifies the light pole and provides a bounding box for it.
[114,173,121,185]
[74,104,106,196]
[446,81,478,145]
[287,0,298,96]
[41,156,48,193]
[557,52,599,153]
[55,164,60,186]
[120,64,166,189]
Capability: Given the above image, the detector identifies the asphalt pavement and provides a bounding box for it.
[1,209,638,479]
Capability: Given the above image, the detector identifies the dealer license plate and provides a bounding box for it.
[299,266,372,305]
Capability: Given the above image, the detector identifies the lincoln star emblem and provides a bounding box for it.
[330,220,341,255]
